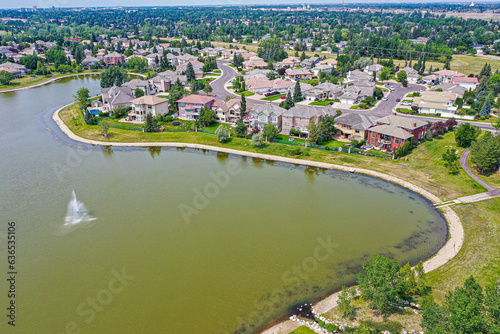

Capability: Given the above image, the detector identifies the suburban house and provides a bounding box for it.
[412,91,459,115]
[285,68,313,80]
[243,69,272,80]
[308,82,343,100]
[176,54,198,63]
[434,70,466,83]
[451,76,479,90]
[103,52,125,66]
[281,105,334,135]
[430,84,467,96]
[81,56,101,68]
[335,113,379,141]
[318,58,338,67]
[101,86,135,111]
[367,115,427,152]
[214,98,254,123]
[128,95,169,122]
[311,64,333,77]
[150,70,188,92]
[122,79,156,95]
[177,94,215,120]
[0,62,27,75]
[245,77,294,94]
[243,60,268,70]
[146,53,163,67]
[397,67,420,82]
[364,64,385,77]
[300,56,322,69]
[176,61,204,79]
[340,85,375,104]
[345,70,373,84]
[248,103,286,130]
[281,57,301,68]
[422,74,438,85]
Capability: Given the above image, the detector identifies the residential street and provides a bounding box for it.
[211,60,496,132]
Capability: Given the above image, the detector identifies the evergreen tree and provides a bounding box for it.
[293,80,302,102]
[144,113,159,132]
[300,51,306,61]
[186,62,196,82]
[240,94,247,118]
[284,90,294,109]
[480,95,491,116]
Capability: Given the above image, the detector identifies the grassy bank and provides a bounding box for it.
[60,102,484,201]
[0,74,53,90]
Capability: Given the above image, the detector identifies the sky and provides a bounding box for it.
[0,0,493,9]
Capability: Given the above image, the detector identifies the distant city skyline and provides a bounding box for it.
[0,0,492,10]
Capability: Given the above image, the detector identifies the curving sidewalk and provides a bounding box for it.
[52,103,464,334]
[460,148,495,191]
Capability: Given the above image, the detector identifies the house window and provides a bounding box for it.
[285,122,290,126]
[395,138,400,145]
[258,114,267,122]
[371,132,377,138]
[355,129,360,133]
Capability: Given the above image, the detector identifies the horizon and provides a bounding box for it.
[0,0,496,10]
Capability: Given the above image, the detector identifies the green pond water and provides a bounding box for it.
[0,76,447,334]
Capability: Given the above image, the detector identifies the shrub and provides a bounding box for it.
[215,124,229,143]
[165,116,174,122]
[394,141,414,158]
[251,132,265,146]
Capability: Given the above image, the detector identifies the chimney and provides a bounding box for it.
[414,122,417,127]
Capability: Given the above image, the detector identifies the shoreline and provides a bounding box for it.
[0,71,146,94]
[52,103,464,334]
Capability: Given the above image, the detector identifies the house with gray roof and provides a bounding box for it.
[248,103,286,130]
[281,105,334,135]
[150,71,188,92]
[101,86,135,111]
[122,79,156,95]
[367,115,427,152]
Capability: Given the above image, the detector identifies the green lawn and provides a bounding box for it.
[350,105,359,109]
[213,69,221,73]
[0,75,52,90]
[239,91,255,97]
[275,134,307,143]
[262,94,285,101]
[309,100,333,106]
[427,198,500,302]
[322,140,347,148]
[289,326,316,334]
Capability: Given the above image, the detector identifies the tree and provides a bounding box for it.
[300,51,306,61]
[240,94,247,118]
[100,120,109,137]
[470,131,500,174]
[0,70,14,85]
[379,67,391,81]
[263,124,279,141]
[235,118,247,137]
[100,66,128,88]
[480,96,491,117]
[203,83,213,95]
[307,118,321,145]
[215,124,229,143]
[125,57,148,72]
[186,62,196,82]
[318,115,336,142]
[442,148,460,174]
[73,87,90,110]
[144,113,159,132]
[284,90,294,110]
[357,254,401,314]
[493,117,500,134]
[134,88,145,98]
[251,132,265,147]
[397,70,407,82]
[394,141,414,159]
[455,123,481,147]
[338,286,356,319]
[19,55,39,70]
[447,276,487,333]
[35,61,47,76]
[198,107,216,127]
[421,295,449,334]
[373,88,383,100]
[293,80,302,102]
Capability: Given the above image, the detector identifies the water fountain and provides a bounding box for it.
[63,190,95,227]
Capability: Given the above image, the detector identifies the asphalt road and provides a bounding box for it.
[211,60,496,131]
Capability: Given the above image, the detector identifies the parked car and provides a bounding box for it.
[382,97,388,101]
[390,86,395,90]
[396,99,401,102]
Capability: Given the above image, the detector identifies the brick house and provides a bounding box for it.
[285,69,313,80]
[103,52,125,66]
[335,113,379,141]
[367,115,427,152]
[177,94,215,120]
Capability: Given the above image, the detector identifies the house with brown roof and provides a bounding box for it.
[434,70,466,83]
[335,113,379,141]
[367,115,427,152]
[177,94,215,120]
[451,76,479,90]
[285,68,313,80]
[128,95,169,122]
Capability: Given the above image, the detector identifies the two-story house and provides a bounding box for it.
[247,104,286,130]
[103,52,125,66]
[128,95,169,122]
[281,105,334,135]
[285,69,313,80]
[335,113,379,141]
[177,94,215,120]
[214,98,254,123]
[367,115,427,152]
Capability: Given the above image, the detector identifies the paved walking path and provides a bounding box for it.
[460,148,495,191]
